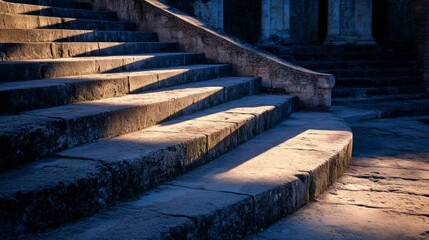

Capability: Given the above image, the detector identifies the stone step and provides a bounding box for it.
[2,0,92,9]
[298,60,417,70]
[0,42,178,61]
[0,94,298,238]
[332,85,425,98]
[332,93,428,105]
[0,13,135,31]
[0,52,203,82]
[0,0,116,20]
[318,68,422,78]
[281,52,416,62]
[27,111,352,240]
[0,29,158,43]
[0,77,260,171]
[334,76,424,88]
[0,64,231,113]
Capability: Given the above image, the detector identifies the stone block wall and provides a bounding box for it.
[413,0,429,90]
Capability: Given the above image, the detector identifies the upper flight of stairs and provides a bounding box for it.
[262,45,427,102]
[0,0,353,239]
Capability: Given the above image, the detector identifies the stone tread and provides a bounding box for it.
[0,29,158,43]
[0,13,135,30]
[2,0,92,10]
[0,42,179,61]
[0,94,298,238]
[0,77,260,170]
[0,52,204,81]
[0,0,116,20]
[332,85,425,97]
[28,111,352,240]
[0,64,231,113]
[332,93,429,105]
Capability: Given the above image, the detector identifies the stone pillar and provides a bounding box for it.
[324,0,376,45]
[260,0,291,44]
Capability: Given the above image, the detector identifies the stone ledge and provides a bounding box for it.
[83,0,334,110]
[33,111,352,240]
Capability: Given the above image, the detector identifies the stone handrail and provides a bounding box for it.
[82,0,335,110]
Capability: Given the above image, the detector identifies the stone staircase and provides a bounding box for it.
[0,0,352,239]
[262,45,429,118]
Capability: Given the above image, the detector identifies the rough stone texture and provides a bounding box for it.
[0,42,178,61]
[0,29,157,43]
[30,111,352,240]
[0,158,113,238]
[0,13,135,30]
[0,77,257,170]
[83,0,334,110]
[249,116,429,240]
[0,95,296,238]
[0,0,115,20]
[290,0,319,44]
[0,64,230,113]
[33,208,198,240]
[0,52,203,81]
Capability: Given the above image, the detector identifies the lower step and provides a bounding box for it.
[0,77,259,171]
[30,111,352,240]
[0,94,297,238]
[332,85,425,98]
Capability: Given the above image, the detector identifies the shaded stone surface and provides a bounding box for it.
[249,116,429,240]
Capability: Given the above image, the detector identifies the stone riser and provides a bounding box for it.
[0,64,230,113]
[332,93,428,105]
[332,85,425,98]
[0,42,178,61]
[0,29,158,43]
[0,77,260,171]
[281,53,416,62]
[0,95,295,238]
[0,14,135,31]
[3,0,92,9]
[334,77,424,88]
[0,52,202,82]
[0,1,116,20]
[318,69,422,78]
[28,112,352,240]
[299,60,417,70]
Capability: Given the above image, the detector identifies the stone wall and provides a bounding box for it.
[413,0,429,90]
[290,0,319,44]
[386,0,414,44]
[79,0,334,110]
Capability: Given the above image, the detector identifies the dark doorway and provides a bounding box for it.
[318,0,328,43]
[372,0,388,44]
[224,0,261,43]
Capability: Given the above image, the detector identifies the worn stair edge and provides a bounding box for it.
[0,42,179,61]
[2,0,92,9]
[0,52,203,82]
[0,29,158,43]
[0,13,135,30]
[0,94,297,238]
[0,77,260,171]
[30,111,352,240]
[0,64,231,113]
[0,1,116,20]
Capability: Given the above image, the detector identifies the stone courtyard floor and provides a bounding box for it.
[249,116,429,240]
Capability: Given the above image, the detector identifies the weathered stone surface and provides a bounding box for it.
[0,52,203,81]
[33,208,198,240]
[0,115,66,171]
[0,29,157,43]
[126,185,254,239]
[0,13,134,30]
[84,0,334,109]
[0,64,230,113]
[249,116,429,240]
[0,0,115,20]
[30,111,351,239]
[0,158,112,238]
